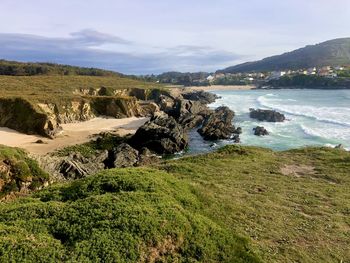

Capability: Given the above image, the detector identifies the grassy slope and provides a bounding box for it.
[0,75,160,103]
[0,145,349,262]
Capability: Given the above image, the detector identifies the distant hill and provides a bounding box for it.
[218,38,350,73]
[0,59,123,77]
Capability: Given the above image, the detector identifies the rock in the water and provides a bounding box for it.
[233,134,241,143]
[198,106,236,140]
[104,143,139,168]
[130,112,188,154]
[253,126,269,136]
[250,108,285,122]
[235,127,243,134]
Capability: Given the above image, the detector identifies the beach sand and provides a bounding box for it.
[187,85,255,91]
[0,117,148,155]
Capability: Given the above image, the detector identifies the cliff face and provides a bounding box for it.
[0,87,164,138]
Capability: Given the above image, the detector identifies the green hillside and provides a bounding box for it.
[219,38,350,73]
[0,145,349,262]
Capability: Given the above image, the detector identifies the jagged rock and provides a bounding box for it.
[253,126,269,136]
[235,127,243,134]
[233,134,241,143]
[178,113,205,130]
[198,106,236,140]
[168,99,207,119]
[104,143,139,168]
[158,95,176,112]
[130,112,188,154]
[137,148,160,166]
[57,151,108,180]
[250,108,285,122]
[59,159,88,180]
[182,91,219,104]
[335,144,344,149]
[139,102,160,117]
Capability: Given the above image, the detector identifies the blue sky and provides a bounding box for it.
[0,0,349,74]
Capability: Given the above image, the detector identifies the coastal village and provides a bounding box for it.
[208,65,349,85]
[153,65,350,87]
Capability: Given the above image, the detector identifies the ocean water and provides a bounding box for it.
[188,89,350,153]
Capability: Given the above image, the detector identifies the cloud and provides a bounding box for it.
[0,30,242,74]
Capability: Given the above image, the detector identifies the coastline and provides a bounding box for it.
[187,85,256,92]
[0,117,148,155]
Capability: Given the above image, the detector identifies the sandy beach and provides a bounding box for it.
[187,85,255,92]
[0,117,148,155]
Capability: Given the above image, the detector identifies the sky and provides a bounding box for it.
[0,0,349,74]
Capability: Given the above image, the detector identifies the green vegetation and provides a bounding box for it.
[55,133,129,158]
[0,75,161,103]
[0,60,123,77]
[1,145,349,262]
[266,75,350,89]
[219,38,350,73]
[154,71,211,86]
[0,145,49,199]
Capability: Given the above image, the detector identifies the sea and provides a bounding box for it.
[188,89,350,154]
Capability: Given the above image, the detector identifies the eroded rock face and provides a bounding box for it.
[253,126,269,136]
[130,112,188,154]
[198,107,236,141]
[57,151,108,180]
[250,108,285,122]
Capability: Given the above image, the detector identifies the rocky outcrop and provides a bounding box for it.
[182,91,219,104]
[250,108,285,122]
[104,143,140,168]
[130,112,188,154]
[57,151,108,180]
[91,97,143,118]
[198,107,238,141]
[0,98,61,138]
[104,144,159,168]
[253,126,269,136]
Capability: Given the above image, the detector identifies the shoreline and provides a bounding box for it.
[0,117,148,155]
[187,85,256,92]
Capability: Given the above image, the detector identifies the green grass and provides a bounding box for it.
[54,133,129,158]
[0,75,162,103]
[0,145,349,262]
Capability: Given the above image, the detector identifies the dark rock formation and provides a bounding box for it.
[58,151,108,180]
[250,108,285,122]
[137,147,160,166]
[198,106,236,140]
[104,143,139,168]
[182,91,219,104]
[253,126,269,136]
[130,112,188,154]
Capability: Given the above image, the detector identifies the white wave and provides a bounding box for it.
[257,95,350,127]
[300,124,350,141]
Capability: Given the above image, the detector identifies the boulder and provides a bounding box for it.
[198,106,236,140]
[253,126,269,136]
[130,112,188,154]
[249,108,285,122]
[104,143,139,168]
